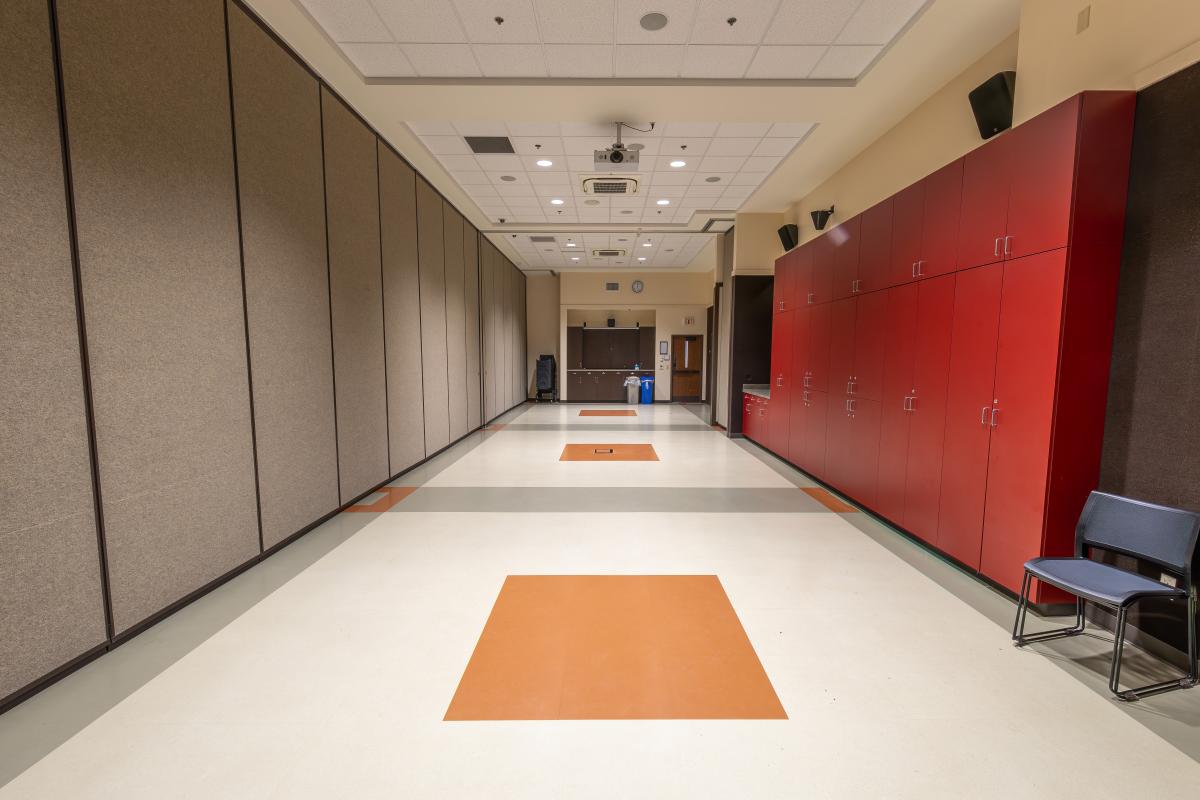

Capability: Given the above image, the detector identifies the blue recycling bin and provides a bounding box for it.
[640,376,655,404]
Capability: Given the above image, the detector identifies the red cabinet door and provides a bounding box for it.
[828,298,857,398]
[824,395,853,491]
[793,243,813,307]
[772,253,788,315]
[849,398,881,508]
[890,180,925,286]
[919,158,964,277]
[1005,97,1079,260]
[801,390,829,477]
[742,393,754,438]
[810,232,835,304]
[875,284,919,523]
[936,263,1003,569]
[902,273,956,543]
[789,306,810,459]
[979,249,1068,593]
[831,216,861,300]
[957,134,1013,271]
[852,290,888,401]
[769,311,793,458]
[858,199,893,293]
[807,303,832,392]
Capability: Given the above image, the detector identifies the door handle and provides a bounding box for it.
[902,395,911,412]
[807,292,815,304]
[915,260,925,277]
[776,373,783,387]
[911,262,918,278]
[981,406,990,426]
[991,407,1000,427]
[1003,235,1013,257]
[993,237,1001,257]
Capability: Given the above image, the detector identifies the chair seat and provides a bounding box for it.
[1025,557,1186,607]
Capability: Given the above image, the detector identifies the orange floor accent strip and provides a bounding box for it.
[578,409,638,417]
[802,487,858,513]
[445,575,787,721]
[559,443,659,461]
[345,486,417,512]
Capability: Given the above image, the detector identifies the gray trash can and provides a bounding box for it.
[624,375,642,404]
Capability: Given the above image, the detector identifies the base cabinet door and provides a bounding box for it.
[979,249,1068,593]
[901,274,956,542]
[769,311,793,457]
[824,397,853,490]
[800,390,829,476]
[788,307,810,459]
[808,303,832,393]
[936,263,1003,569]
[875,284,919,523]
[848,398,881,508]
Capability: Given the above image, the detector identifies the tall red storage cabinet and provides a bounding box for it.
[746,91,1135,605]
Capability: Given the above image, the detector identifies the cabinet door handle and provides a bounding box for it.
[911,262,918,278]
[776,373,783,387]
[990,407,1000,427]
[902,395,911,411]
[916,260,925,277]
[981,406,990,425]
[1003,235,1013,257]
[993,237,1001,257]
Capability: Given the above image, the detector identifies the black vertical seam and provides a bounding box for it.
[318,87,343,503]
[223,0,265,553]
[443,207,452,443]
[375,142,391,477]
[48,0,115,642]
[415,180,428,455]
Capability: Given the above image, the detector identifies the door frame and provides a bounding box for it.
[670,333,704,402]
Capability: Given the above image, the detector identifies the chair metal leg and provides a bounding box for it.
[1109,593,1198,702]
[1012,571,1085,647]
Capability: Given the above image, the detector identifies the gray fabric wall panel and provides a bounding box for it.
[228,5,339,549]
[505,263,515,408]
[378,144,427,472]
[443,203,468,440]
[464,224,481,429]
[57,0,260,633]
[320,87,390,501]
[480,242,495,421]
[0,0,108,700]
[519,270,527,399]
[417,178,451,452]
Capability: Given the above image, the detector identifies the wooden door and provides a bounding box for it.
[875,284,919,523]
[849,398,882,507]
[807,303,832,393]
[828,298,857,400]
[1005,97,1079,260]
[670,335,702,401]
[801,390,829,477]
[919,158,964,277]
[979,249,1068,593]
[793,242,813,306]
[858,198,893,293]
[957,133,1013,270]
[810,234,835,304]
[936,264,1003,569]
[831,216,861,300]
[851,290,888,401]
[889,180,925,286]
[902,273,956,543]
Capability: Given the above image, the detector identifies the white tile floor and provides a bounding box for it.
[2,402,1199,798]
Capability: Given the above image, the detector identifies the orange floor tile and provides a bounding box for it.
[445,575,787,720]
[578,409,638,417]
[801,487,857,513]
[559,443,659,461]
[345,486,417,512]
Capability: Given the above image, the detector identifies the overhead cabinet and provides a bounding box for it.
[751,92,1135,603]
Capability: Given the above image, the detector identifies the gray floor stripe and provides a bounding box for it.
[504,423,716,431]
[388,486,832,513]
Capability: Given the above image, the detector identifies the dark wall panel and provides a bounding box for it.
[480,241,496,421]
[417,178,450,452]
[443,203,468,440]
[503,261,514,407]
[58,0,260,633]
[378,144,426,472]
[228,4,339,549]
[321,87,389,500]
[464,224,481,429]
[0,0,107,700]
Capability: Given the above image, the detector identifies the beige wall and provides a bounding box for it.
[524,272,559,397]
[714,231,734,427]
[786,34,1019,245]
[732,212,784,273]
[1015,0,1200,123]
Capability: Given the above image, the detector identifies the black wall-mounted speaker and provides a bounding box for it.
[777,224,798,251]
[969,71,1017,140]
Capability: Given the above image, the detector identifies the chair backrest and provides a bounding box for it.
[1077,491,1200,575]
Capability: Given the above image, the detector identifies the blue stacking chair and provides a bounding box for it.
[1012,491,1199,701]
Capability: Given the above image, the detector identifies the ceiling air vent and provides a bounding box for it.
[464,136,515,154]
[529,236,557,243]
[581,176,640,195]
[593,249,627,258]
[604,282,620,292]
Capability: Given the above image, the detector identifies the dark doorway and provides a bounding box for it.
[670,334,703,401]
[705,302,716,423]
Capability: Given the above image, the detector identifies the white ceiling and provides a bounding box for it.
[493,231,714,270]
[298,0,931,80]
[410,120,814,224]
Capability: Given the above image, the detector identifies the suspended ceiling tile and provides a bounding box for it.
[697,155,748,172]
[809,44,882,78]
[838,0,928,45]
[767,121,816,138]
[453,0,541,43]
[408,121,457,135]
[742,154,783,171]
[613,44,685,77]
[715,122,772,137]
[690,0,778,44]
[536,0,616,43]
[763,0,861,45]
[506,122,562,137]
[544,44,615,77]
[744,44,827,78]
[474,44,548,77]
[451,170,491,185]
[680,45,756,78]
[421,135,473,155]
[373,0,468,42]
[705,137,761,156]
[615,0,698,44]
[752,137,801,157]
[400,43,480,76]
[474,153,525,171]
[298,0,391,42]
[340,42,416,76]
[438,154,483,171]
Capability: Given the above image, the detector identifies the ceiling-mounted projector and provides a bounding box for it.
[594,121,653,172]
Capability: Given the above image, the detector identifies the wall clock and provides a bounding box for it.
[631,280,644,294]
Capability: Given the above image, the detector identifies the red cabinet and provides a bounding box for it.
[768,311,794,458]
[1004,97,1078,260]
[810,234,835,305]
[798,390,828,476]
[858,199,893,293]
[773,249,795,314]
[918,159,963,277]
[788,306,810,459]
[831,216,862,300]
[807,302,832,393]
[792,243,813,307]
[889,181,924,286]
[957,134,1013,271]
[852,290,887,401]
[875,283,920,523]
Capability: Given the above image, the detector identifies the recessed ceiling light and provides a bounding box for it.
[642,242,652,247]
[566,242,576,247]
[571,257,580,261]
[670,160,687,168]
[500,175,517,182]
[550,198,564,205]
[656,199,670,206]
[536,159,553,167]
[638,257,647,261]
[705,176,721,183]
[584,199,600,206]
[640,12,668,30]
